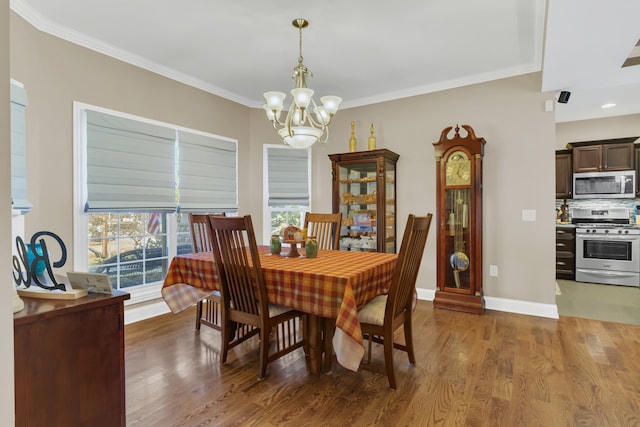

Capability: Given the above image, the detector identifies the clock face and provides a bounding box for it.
[445,150,471,185]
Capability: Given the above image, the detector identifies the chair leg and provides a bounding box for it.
[302,317,309,356]
[383,333,396,390]
[404,319,416,364]
[220,314,233,365]
[258,327,269,380]
[195,300,203,331]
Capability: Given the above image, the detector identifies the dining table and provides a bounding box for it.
[161,245,397,374]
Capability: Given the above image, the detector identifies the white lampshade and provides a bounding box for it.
[320,96,342,114]
[278,126,323,149]
[291,88,314,108]
[264,92,286,111]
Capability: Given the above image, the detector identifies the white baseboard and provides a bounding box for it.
[416,288,559,319]
[483,296,559,319]
[126,290,560,325]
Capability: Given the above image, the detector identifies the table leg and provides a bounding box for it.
[307,314,323,375]
[322,317,336,373]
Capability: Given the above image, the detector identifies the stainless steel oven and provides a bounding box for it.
[573,208,640,287]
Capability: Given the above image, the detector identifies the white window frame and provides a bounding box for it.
[73,102,237,304]
[262,144,312,244]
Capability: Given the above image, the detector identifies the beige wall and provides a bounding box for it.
[556,114,640,148]
[2,1,16,424]
[11,11,559,315]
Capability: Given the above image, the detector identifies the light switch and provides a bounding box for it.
[490,265,498,276]
[522,209,536,221]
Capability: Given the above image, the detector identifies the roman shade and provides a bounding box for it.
[267,147,310,207]
[85,110,177,212]
[178,130,238,213]
[11,83,32,214]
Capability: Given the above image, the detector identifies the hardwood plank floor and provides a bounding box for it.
[125,301,640,426]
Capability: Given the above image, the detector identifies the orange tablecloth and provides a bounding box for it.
[161,246,397,371]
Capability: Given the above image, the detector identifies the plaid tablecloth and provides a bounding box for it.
[161,246,397,371]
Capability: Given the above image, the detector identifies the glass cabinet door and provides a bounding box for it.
[384,159,396,253]
[338,161,378,251]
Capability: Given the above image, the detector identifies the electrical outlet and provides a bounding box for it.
[490,265,498,277]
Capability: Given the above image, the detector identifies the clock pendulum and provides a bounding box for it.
[449,190,469,288]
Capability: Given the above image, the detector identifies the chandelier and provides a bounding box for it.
[263,19,342,149]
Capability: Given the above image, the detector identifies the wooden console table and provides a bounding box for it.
[14,290,129,427]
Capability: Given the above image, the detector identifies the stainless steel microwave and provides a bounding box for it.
[573,170,636,199]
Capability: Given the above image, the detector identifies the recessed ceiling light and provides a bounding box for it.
[601,103,616,109]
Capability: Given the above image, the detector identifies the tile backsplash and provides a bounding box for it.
[555,198,640,221]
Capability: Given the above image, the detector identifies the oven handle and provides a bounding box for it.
[575,268,639,278]
[576,234,640,241]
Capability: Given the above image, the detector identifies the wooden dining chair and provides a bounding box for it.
[358,213,433,389]
[189,213,223,332]
[302,212,343,358]
[208,214,306,380]
[303,212,342,250]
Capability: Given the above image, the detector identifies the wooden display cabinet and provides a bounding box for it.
[329,149,399,253]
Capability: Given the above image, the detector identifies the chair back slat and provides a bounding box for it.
[189,213,225,253]
[208,215,268,317]
[387,214,433,320]
[304,212,342,250]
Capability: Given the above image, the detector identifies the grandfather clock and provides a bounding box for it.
[433,124,485,314]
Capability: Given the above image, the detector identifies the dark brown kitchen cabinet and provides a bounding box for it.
[571,141,634,173]
[555,150,572,199]
[636,145,640,197]
[14,291,129,427]
[556,226,575,280]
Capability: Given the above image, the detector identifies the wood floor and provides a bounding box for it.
[125,301,640,426]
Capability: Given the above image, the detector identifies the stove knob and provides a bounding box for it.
[625,230,629,234]
[604,229,609,234]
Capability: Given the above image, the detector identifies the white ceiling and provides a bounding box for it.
[9,0,640,123]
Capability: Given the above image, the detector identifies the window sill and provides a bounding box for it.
[123,282,163,306]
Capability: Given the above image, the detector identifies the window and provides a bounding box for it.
[10,81,32,214]
[74,103,237,301]
[263,145,311,243]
